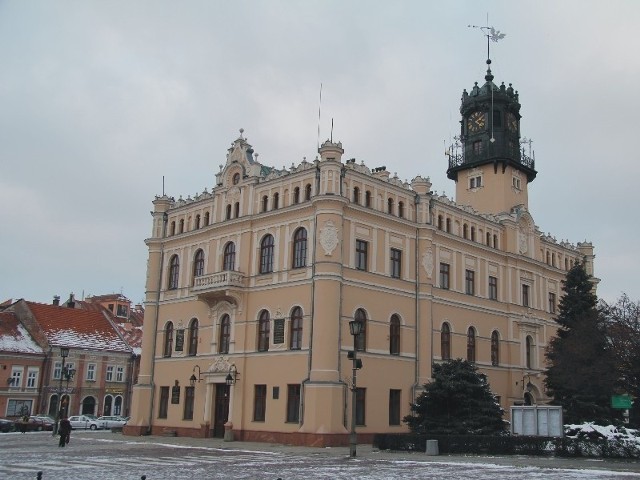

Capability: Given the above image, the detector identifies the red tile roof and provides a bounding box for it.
[0,311,44,354]
[25,301,131,353]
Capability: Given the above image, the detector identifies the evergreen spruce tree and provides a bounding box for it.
[544,262,618,425]
[404,359,505,435]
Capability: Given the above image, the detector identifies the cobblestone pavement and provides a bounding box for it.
[1,431,639,480]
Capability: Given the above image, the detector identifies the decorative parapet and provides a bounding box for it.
[191,272,246,292]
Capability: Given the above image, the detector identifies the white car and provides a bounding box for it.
[97,416,128,429]
[68,415,101,430]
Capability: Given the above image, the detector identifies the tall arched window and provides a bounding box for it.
[219,315,230,354]
[389,314,400,355]
[486,232,491,246]
[168,255,180,290]
[179,219,184,233]
[292,228,307,269]
[188,318,198,356]
[471,226,476,242]
[226,204,232,220]
[446,218,451,233]
[273,192,279,210]
[305,184,312,201]
[262,195,269,212]
[365,191,372,208]
[260,234,274,274]
[441,322,451,360]
[195,214,201,230]
[438,215,443,230]
[290,307,303,350]
[232,172,240,185]
[463,223,468,239]
[234,202,240,218]
[170,221,176,236]
[491,330,500,366]
[526,335,534,369]
[493,234,498,248]
[354,309,367,352]
[193,249,204,283]
[387,198,394,214]
[203,212,210,226]
[223,242,236,271]
[163,322,174,357]
[467,327,476,363]
[353,187,360,204]
[398,201,404,218]
[293,187,300,204]
[257,310,270,352]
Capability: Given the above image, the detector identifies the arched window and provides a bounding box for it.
[471,226,476,242]
[223,242,236,271]
[203,212,210,226]
[193,249,204,282]
[293,187,300,204]
[526,335,534,369]
[467,327,476,363]
[438,215,443,230]
[262,195,269,212]
[168,255,179,290]
[493,234,498,248]
[273,192,279,210]
[491,330,500,366]
[257,310,270,352]
[305,184,312,201]
[292,228,307,269]
[290,307,303,350]
[219,314,230,354]
[463,223,468,239]
[389,314,400,355]
[188,318,198,356]
[365,191,372,208]
[163,321,174,357]
[486,232,491,246]
[398,201,404,218]
[234,202,240,218]
[353,187,360,204]
[232,172,240,185]
[441,322,451,360]
[260,234,274,274]
[387,198,394,214]
[170,221,176,236]
[354,309,367,352]
[195,215,201,230]
[226,204,232,220]
[446,218,451,233]
[179,219,184,233]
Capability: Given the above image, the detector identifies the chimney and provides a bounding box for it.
[53,295,60,306]
[67,293,75,308]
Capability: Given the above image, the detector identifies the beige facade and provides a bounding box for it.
[126,70,595,445]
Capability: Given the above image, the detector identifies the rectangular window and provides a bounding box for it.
[465,269,475,295]
[116,366,125,382]
[389,389,401,426]
[390,248,402,279]
[522,284,530,307]
[10,368,22,388]
[116,304,128,318]
[473,140,482,155]
[549,292,556,314]
[355,388,366,426]
[439,263,450,290]
[53,362,62,380]
[286,384,301,423]
[253,385,267,422]
[489,276,498,301]
[86,364,96,381]
[355,240,368,271]
[183,386,195,420]
[26,369,38,388]
[106,365,114,382]
[7,399,32,417]
[158,386,169,418]
[469,175,482,189]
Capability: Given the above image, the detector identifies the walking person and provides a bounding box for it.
[58,416,71,447]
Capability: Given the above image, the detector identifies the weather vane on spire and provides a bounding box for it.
[468,15,506,62]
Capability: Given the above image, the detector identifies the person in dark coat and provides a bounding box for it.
[58,417,71,447]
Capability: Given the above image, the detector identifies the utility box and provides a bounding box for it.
[511,405,563,437]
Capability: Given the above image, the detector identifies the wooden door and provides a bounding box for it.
[212,384,230,438]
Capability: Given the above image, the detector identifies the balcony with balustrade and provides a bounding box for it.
[190,271,246,305]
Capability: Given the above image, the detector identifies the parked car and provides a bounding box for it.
[68,415,101,430]
[97,416,128,429]
[0,418,15,433]
[28,415,55,431]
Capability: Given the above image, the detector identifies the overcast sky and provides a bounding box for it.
[1,0,638,307]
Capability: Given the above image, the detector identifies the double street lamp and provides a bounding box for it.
[52,347,75,436]
[348,319,364,458]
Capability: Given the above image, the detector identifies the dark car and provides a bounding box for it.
[30,415,55,431]
[15,416,52,432]
[0,418,15,433]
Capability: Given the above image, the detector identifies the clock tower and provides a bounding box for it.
[446,58,537,215]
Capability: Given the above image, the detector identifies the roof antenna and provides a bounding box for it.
[317,83,323,151]
[162,175,165,196]
[468,15,506,143]
[330,118,334,143]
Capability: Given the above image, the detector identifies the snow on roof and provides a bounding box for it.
[26,301,131,353]
[0,311,44,354]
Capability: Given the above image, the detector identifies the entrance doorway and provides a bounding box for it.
[212,384,230,438]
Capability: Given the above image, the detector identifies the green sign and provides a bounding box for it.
[611,395,633,409]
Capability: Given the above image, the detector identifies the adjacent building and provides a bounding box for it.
[125,57,595,445]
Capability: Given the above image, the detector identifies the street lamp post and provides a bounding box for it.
[52,347,69,436]
[348,319,364,458]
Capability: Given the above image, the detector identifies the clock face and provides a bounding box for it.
[506,112,518,132]
[467,111,486,133]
